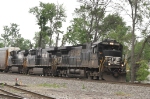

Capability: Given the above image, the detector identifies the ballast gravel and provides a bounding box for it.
[0,73,149,99]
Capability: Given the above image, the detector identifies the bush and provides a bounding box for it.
[126,71,130,82]
[136,60,149,82]
[126,64,130,82]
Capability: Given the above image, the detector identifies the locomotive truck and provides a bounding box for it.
[0,39,126,82]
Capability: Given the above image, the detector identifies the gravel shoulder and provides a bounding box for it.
[0,73,150,99]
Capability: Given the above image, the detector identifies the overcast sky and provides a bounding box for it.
[0,0,80,43]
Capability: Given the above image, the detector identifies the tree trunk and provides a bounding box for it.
[136,35,150,61]
[130,0,138,83]
[55,33,59,47]
[131,27,135,83]
[38,32,42,48]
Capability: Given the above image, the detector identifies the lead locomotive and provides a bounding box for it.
[0,39,126,82]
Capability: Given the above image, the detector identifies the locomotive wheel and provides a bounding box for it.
[8,67,12,73]
[87,72,92,80]
[18,67,23,74]
[22,67,28,74]
[4,67,9,73]
[28,68,33,75]
[43,68,48,76]
[88,75,92,80]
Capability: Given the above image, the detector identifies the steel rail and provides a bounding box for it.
[0,83,55,99]
[0,88,24,99]
[0,94,23,99]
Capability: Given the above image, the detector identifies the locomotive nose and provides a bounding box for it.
[113,72,119,78]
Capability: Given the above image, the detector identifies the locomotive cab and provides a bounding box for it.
[95,39,126,82]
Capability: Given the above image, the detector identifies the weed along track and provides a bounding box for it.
[0,83,55,99]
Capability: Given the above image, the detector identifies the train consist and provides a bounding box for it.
[0,39,126,82]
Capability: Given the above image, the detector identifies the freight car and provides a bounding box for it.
[0,39,126,82]
[0,47,20,72]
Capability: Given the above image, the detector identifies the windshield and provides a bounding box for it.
[103,50,121,57]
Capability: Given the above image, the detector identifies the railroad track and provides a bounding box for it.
[0,94,23,99]
[0,83,55,99]
[0,72,150,88]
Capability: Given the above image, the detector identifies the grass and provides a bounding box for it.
[115,91,130,96]
[62,83,67,88]
[0,83,4,87]
[82,84,86,89]
[37,83,67,88]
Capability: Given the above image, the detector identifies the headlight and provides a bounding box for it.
[108,63,111,65]
[110,42,114,45]
[121,64,124,67]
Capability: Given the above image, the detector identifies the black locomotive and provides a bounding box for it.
[0,39,126,82]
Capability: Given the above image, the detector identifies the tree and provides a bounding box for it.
[29,2,48,48]
[0,42,4,48]
[135,38,150,61]
[136,60,149,82]
[65,18,90,45]
[114,0,150,82]
[9,23,21,47]
[30,2,66,47]
[1,23,21,47]
[1,26,10,47]
[101,14,126,33]
[41,3,56,46]
[33,32,51,48]
[17,38,31,50]
[100,14,132,53]
[65,0,111,45]
[1,23,31,49]
[41,2,66,47]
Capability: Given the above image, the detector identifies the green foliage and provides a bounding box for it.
[65,0,106,45]
[1,23,20,47]
[126,71,131,82]
[65,18,90,45]
[0,42,4,48]
[1,23,31,49]
[143,43,150,60]
[29,4,48,47]
[103,14,131,42]
[101,14,126,33]
[30,2,66,47]
[134,40,150,60]
[65,4,131,46]
[33,32,52,48]
[1,26,10,47]
[18,38,31,50]
[136,60,149,82]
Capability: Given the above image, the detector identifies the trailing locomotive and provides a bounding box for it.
[0,39,126,82]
